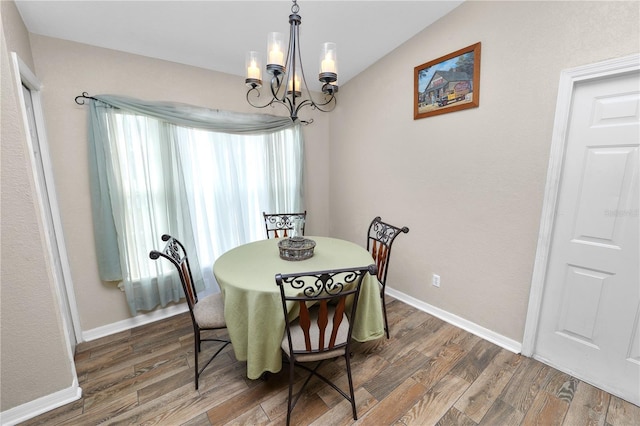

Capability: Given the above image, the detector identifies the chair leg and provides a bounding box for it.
[345,351,357,420]
[194,333,200,390]
[381,291,390,339]
[287,358,295,426]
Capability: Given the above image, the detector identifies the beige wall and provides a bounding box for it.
[1,0,74,411]
[331,0,640,342]
[28,34,332,330]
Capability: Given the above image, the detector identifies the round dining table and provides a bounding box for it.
[213,236,384,379]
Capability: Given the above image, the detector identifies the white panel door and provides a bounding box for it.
[535,70,639,404]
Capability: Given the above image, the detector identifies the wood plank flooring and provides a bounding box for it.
[22,297,640,425]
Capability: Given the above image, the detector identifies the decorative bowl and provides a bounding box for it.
[278,237,316,261]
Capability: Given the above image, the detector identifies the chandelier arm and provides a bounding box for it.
[307,94,337,113]
[287,11,300,110]
[283,94,296,116]
[289,9,323,120]
[293,13,314,104]
[270,72,297,118]
[270,73,284,101]
[298,80,338,113]
[246,86,276,109]
[292,98,315,118]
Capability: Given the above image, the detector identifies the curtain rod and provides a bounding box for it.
[74,92,98,105]
[75,92,118,109]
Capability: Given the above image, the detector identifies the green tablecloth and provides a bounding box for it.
[213,236,384,379]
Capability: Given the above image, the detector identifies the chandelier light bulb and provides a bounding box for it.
[248,60,260,79]
[267,32,285,69]
[319,42,338,82]
[287,70,302,97]
[245,51,262,88]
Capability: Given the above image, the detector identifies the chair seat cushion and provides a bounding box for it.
[193,293,226,328]
[282,305,349,363]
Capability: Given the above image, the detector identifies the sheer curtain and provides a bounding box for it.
[177,126,304,289]
[88,96,303,315]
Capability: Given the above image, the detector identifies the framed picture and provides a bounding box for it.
[414,42,481,120]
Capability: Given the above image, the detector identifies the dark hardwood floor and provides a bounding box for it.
[22,297,640,425]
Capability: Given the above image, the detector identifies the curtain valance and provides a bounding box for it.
[93,95,294,134]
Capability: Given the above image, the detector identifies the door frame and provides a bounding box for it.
[10,52,83,346]
[522,53,640,357]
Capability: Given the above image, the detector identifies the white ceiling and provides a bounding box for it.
[15,1,464,85]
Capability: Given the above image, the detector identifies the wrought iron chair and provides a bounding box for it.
[263,211,307,239]
[149,234,230,390]
[275,264,377,426]
[367,216,409,339]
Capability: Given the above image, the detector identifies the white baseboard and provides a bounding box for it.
[82,303,189,342]
[386,286,522,354]
[0,381,82,426]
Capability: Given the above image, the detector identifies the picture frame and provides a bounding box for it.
[414,42,481,120]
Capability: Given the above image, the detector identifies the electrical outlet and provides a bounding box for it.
[432,274,441,288]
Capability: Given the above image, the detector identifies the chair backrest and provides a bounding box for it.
[366,217,409,286]
[276,264,377,356]
[263,211,307,239]
[149,234,198,311]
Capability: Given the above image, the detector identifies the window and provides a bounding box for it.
[91,103,303,314]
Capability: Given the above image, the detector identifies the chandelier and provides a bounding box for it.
[245,0,338,123]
